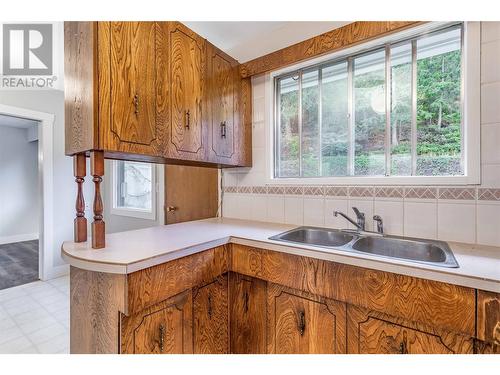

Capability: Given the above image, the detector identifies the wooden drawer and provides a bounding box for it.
[347,305,474,354]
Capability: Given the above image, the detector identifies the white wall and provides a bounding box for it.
[222,22,500,247]
[0,90,93,271]
[103,160,164,234]
[0,125,39,243]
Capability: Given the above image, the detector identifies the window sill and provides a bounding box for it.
[109,207,156,221]
[267,174,480,186]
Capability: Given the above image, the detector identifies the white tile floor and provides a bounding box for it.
[0,275,69,354]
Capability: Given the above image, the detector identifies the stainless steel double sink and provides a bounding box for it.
[268,226,459,268]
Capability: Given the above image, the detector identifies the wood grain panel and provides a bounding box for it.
[267,283,346,354]
[477,290,500,345]
[164,165,218,224]
[230,245,475,336]
[208,43,236,159]
[127,246,228,314]
[64,22,97,155]
[70,266,127,354]
[121,290,193,354]
[346,305,473,354]
[240,21,423,78]
[193,274,229,353]
[169,22,205,155]
[110,22,156,146]
[229,273,267,353]
[237,77,253,167]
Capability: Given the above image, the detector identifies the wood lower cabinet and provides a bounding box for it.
[346,305,474,354]
[267,283,346,354]
[229,273,267,353]
[193,274,229,353]
[121,290,193,354]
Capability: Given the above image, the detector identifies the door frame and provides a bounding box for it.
[0,103,56,281]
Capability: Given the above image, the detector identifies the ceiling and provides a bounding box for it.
[0,114,38,129]
[183,21,350,63]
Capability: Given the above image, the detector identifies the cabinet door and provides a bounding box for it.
[107,22,160,154]
[208,44,237,161]
[347,305,473,354]
[267,283,346,354]
[169,22,205,156]
[229,273,266,353]
[193,274,229,353]
[121,290,193,354]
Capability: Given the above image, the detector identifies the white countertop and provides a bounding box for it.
[61,218,500,293]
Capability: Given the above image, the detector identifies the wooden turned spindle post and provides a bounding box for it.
[73,153,87,242]
[90,151,105,249]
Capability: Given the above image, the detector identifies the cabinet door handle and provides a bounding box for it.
[298,310,306,336]
[220,121,226,138]
[133,94,139,115]
[208,294,212,319]
[399,332,408,354]
[158,324,165,353]
[185,109,190,129]
[244,290,249,313]
[166,206,177,212]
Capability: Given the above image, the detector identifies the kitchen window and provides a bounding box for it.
[111,160,157,220]
[273,23,479,184]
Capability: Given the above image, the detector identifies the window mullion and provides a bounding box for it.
[347,58,354,176]
[385,44,392,177]
[411,39,418,176]
[298,71,303,177]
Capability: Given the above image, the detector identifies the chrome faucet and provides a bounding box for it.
[334,207,366,231]
[373,215,384,234]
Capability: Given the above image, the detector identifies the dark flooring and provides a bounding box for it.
[0,240,39,290]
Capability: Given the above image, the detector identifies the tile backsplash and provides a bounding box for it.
[222,22,500,248]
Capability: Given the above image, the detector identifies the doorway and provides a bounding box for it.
[0,104,55,286]
[0,114,40,289]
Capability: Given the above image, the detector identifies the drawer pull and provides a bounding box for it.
[208,294,212,319]
[244,290,249,313]
[158,324,165,353]
[220,121,226,138]
[298,310,306,336]
[399,332,408,354]
[185,109,191,129]
[133,94,139,115]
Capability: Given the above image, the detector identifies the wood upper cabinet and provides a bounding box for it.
[105,22,159,154]
[267,283,346,354]
[346,305,474,354]
[121,290,193,354]
[193,274,229,353]
[206,43,238,162]
[167,22,206,159]
[229,273,267,353]
[64,21,252,167]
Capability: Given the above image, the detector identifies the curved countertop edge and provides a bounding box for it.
[61,218,500,293]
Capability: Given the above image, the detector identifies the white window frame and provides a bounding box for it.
[110,160,157,220]
[267,21,480,185]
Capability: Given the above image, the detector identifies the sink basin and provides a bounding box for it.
[269,226,459,268]
[269,227,354,248]
[351,236,458,267]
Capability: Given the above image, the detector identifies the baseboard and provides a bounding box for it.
[0,233,39,245]
[41,264,69,281]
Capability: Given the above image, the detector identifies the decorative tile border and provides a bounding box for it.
[439,188,476,200]
[404,187,437,199]
[375,187,404,198]
[223,185,500,202]
[478,188,500,201]
[324,186,348,197]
